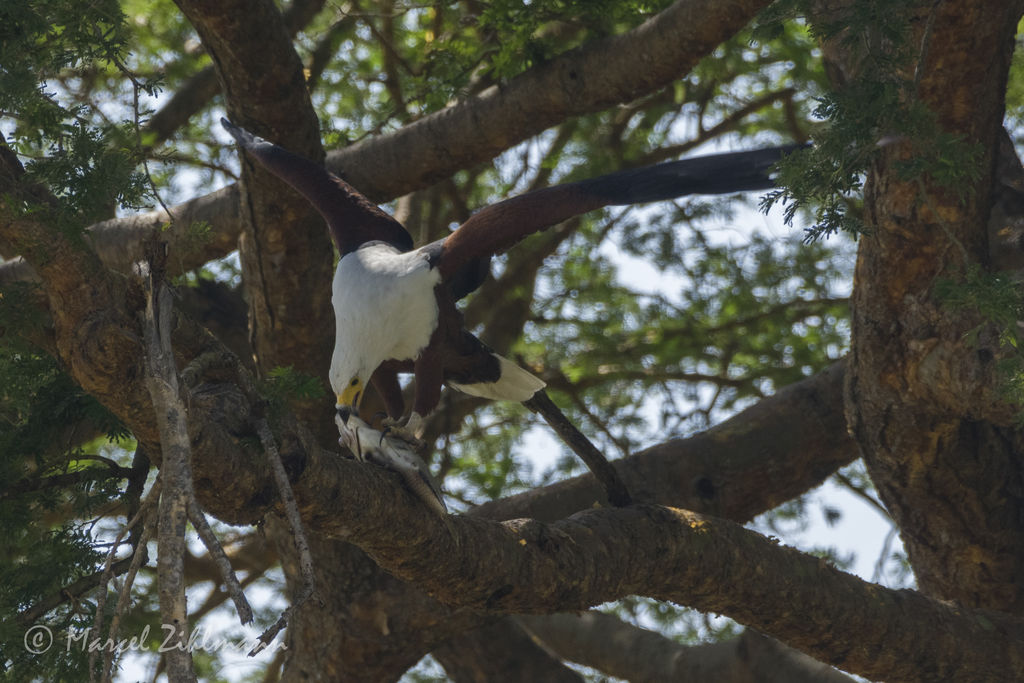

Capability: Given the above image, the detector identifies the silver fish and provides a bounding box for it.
[336,413,448,515]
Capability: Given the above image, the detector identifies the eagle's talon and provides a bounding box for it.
[378,412,427,450]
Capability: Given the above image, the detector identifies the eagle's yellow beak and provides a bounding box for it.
[336,378,363,409]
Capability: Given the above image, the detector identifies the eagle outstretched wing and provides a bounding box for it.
[224,117,801,286]
[221,118,413,255]
[434,144,805,279]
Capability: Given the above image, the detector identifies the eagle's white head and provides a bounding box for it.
[330,349,372,413]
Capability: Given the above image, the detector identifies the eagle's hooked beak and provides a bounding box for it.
[336,377,364,424]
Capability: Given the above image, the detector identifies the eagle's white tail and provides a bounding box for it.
[449,354,545,401]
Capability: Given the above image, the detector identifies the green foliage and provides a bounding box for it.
[537,226,849,436]
[0,347,131,679]
[0,0,128,136]
[0,277,133,679]
[258,366,328,415]
[24,121,151,224]
[1,0,153,233]
[759,0,983,240]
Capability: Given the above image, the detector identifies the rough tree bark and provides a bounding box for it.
[842,0,1024,613]
[173,0,335,404]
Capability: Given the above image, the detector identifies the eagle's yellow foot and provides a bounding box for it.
[381,412,427,452]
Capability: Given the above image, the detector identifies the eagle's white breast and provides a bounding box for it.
[329,243,441,394]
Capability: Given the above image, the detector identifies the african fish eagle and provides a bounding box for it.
[223,118,800,440]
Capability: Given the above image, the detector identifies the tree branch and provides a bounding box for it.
[298,468,1024,682]
[143,0,328,144]
[0,135,161,449]
[433,618,585,683]
[249,419,319,655]
[327,0,776,201]
[186,498,254,625]
[832,0,1024,612]
[476,360,854,524]
[518,612,858,683]
[524,390,632,507]
[141,265,197,681]
[175,0,343,452]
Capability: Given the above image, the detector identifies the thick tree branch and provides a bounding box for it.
[518,612,857,683]
[0,137,161,449]
[834,0,1024,612]
[327,0,776,201]
[86,184,242,277]
[476,360,854,523]
[143,0,327,144]
[282,445,1024,683]
[433,618,585,683]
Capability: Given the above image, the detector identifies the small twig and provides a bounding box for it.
[91,479,160,683]
[833,471,891,520]
[250,418,319,656]
[911,1,944,98]
[524,390,632,506]
[187,497,255,625]
[872,525,900,585]
[248,594,308,659]
[102,498,159,683]
[108,51,173,222]
[190,569,265,625]
[553,370,632,458]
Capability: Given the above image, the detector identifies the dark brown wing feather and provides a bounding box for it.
[436,144,805,280]
[222,118,413,254]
